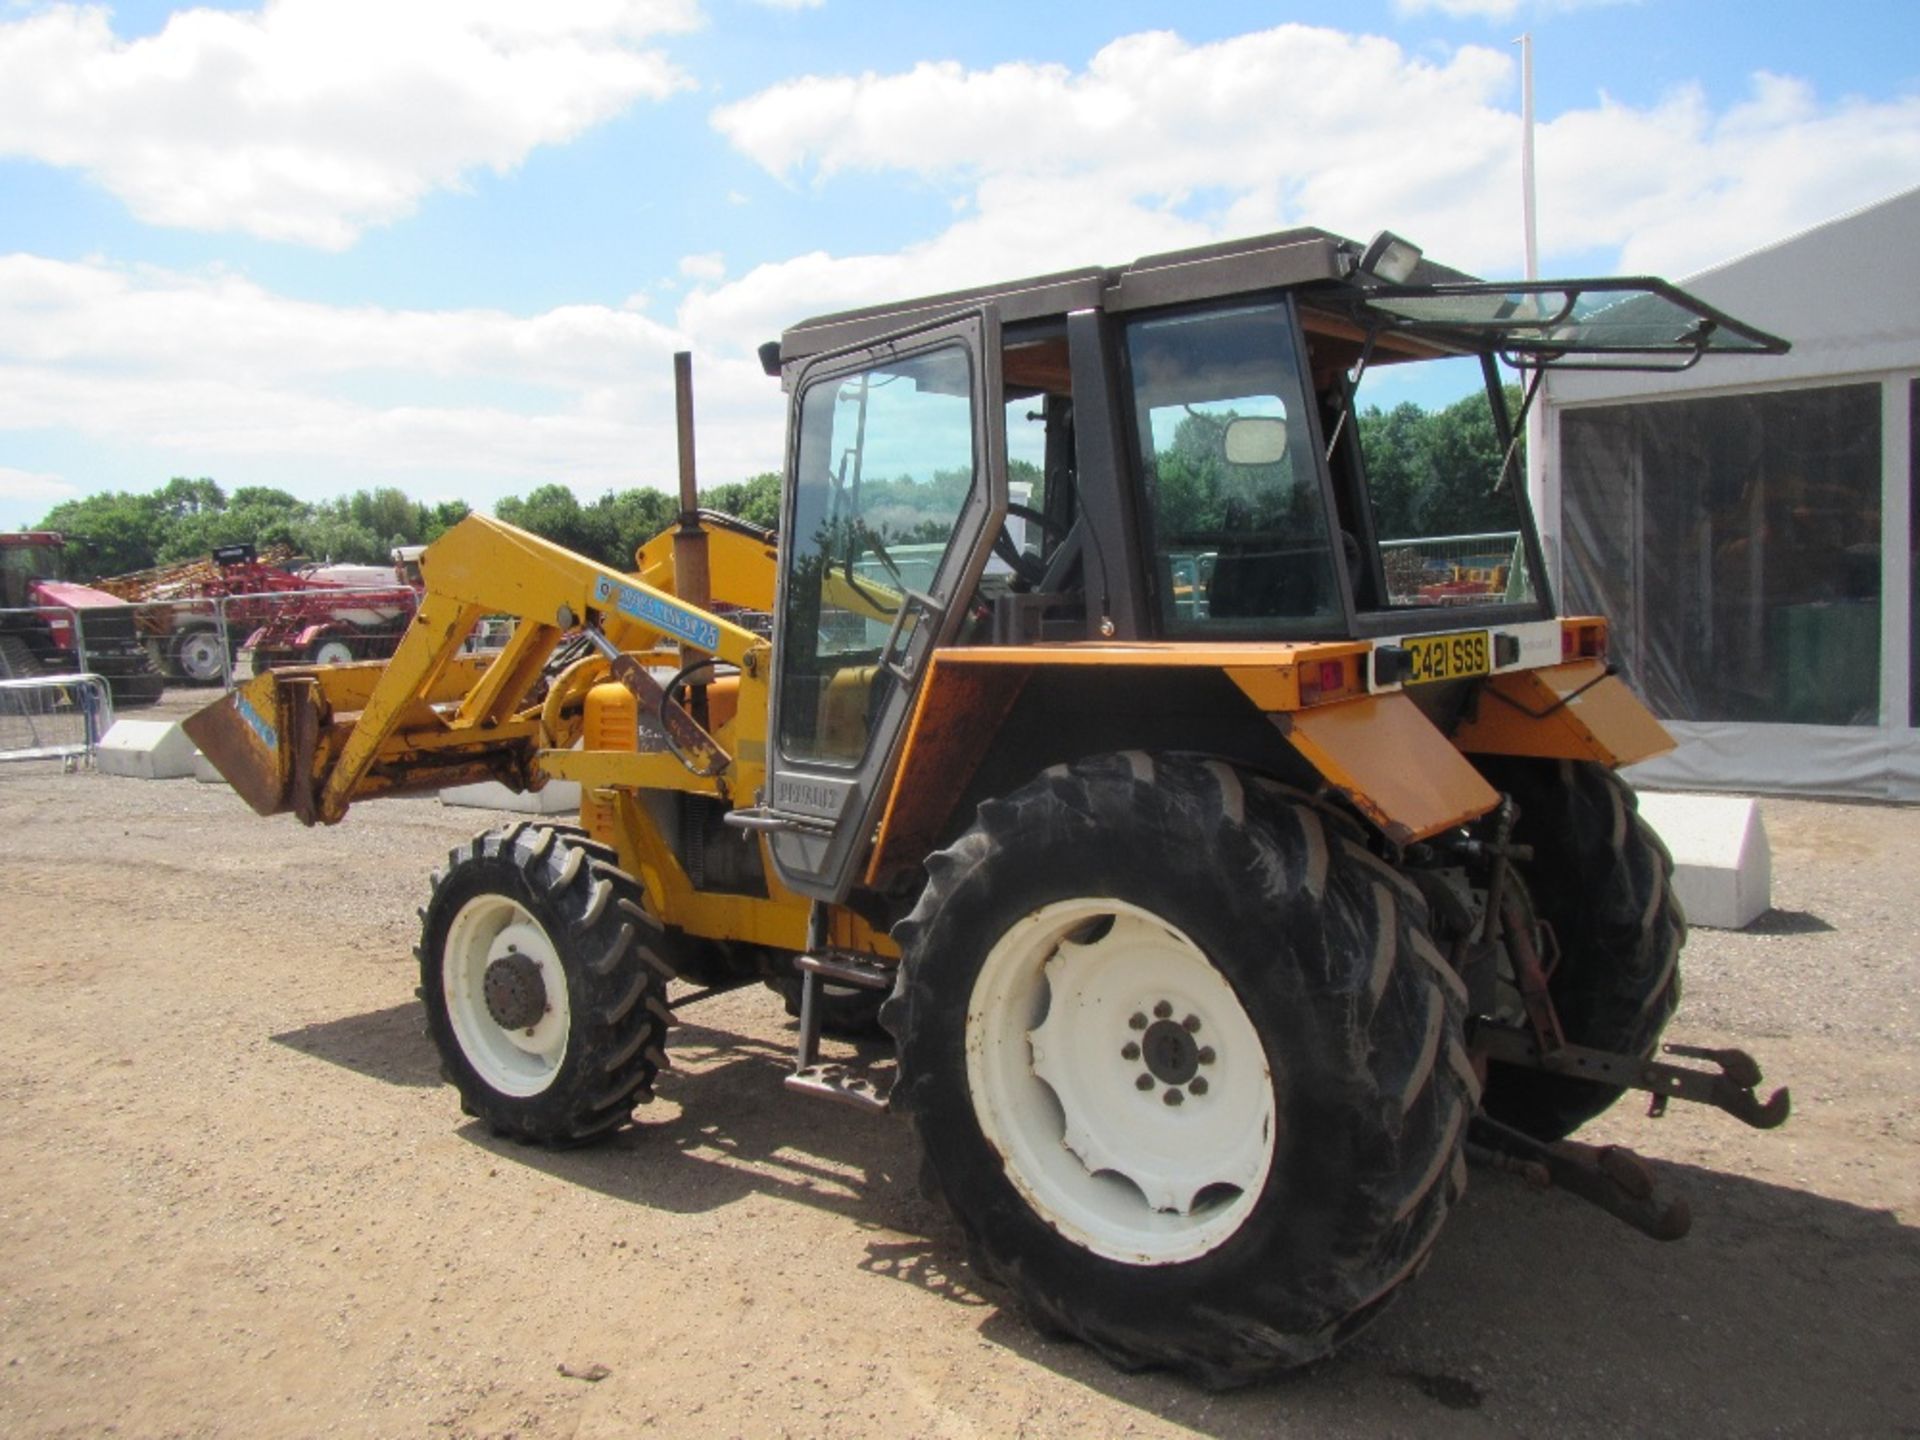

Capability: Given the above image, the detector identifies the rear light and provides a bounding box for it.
[1561,620,1608,662]
[1298,653,1359,705]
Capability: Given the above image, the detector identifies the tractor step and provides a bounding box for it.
[785,1062,891,1113]
[783,948,896,1115]
[793,950,895,990]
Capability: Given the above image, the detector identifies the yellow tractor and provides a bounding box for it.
[188,228,1791,1385]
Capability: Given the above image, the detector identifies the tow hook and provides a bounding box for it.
[1471,1021,1792,1130]
[1651,1043,1792,1127]
[1468,1115,1692,1241]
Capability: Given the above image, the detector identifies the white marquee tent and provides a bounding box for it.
[1537,185,1920,799]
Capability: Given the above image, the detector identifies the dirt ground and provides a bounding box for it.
[2,692,1918,1439]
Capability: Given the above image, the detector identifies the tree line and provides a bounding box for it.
[29,388,1511,582]
[32,472,781,580]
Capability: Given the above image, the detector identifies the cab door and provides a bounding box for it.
[761,311,1006,902]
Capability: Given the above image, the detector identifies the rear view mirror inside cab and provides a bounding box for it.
[1223,415,1288,466]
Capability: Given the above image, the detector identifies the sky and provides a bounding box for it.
[1,0,1917,529]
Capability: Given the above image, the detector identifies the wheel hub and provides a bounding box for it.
[483,951,547,1031]
[1140,1017,1200,1087]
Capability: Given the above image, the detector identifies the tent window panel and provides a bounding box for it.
[1563,383,1882,726]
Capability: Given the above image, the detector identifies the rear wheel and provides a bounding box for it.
[418,823,673,1146]
[886,753,1475,1385]
[1476,759,1684,1140]
[171,625,230,684]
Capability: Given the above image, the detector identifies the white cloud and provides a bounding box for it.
[0,255,787,507]
[749,0,823,8]
[1542,75,1920,276]
[0,466,78,505]
[6,20,1919,526]
[702,24,1920,329]
[0,1,701,249]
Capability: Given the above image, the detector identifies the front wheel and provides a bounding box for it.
[306,636,356,665]
[885,753,1476,1385]
[418,823,673,1146]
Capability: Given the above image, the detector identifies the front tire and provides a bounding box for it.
[418,823,673,1146]
[885,753,1476,1384]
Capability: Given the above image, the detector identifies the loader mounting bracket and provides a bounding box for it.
[1472,1021,1791,1129]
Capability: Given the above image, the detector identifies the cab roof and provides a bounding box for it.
[764,225,1787,376]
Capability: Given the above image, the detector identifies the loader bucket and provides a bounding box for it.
[182,673,299,817]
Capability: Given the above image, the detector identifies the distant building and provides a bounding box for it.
[1539,185,1920,799]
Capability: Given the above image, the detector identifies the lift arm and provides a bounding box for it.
[185,514,767,825]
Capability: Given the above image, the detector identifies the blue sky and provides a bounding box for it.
[1,0,1917,528]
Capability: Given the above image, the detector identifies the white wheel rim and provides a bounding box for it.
[178,631,224,679]
[967,898,1276,1266]
[313,640,354,665]
[443,893,571,1097]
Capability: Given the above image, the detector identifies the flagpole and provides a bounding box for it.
[1516,32,1554,585]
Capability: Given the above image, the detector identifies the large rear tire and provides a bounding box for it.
[170,624,230,684]
[0,634,49,679]
[1476,759,1684,1140]
[885,753,1475,1385]
[418,823,672,1146]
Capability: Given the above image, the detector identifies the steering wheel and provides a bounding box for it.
[993,502,1070,587]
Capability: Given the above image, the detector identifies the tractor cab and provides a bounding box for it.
[754,228,1787,899]
[1,531,71,611]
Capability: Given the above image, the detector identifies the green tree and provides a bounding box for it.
[422,500,472,543]
[1356,401,1435,539]
[35,490,168,575]
[700,471,780,530]
[496,485,606,561]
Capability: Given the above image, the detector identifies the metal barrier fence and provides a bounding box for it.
[125,586,422,690]
[0,602,88,671]
[1379,531,1527,606]
[0,671,114,765]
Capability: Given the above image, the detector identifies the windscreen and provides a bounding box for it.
[1125,301,1341,632]
[1328,355,1542,612]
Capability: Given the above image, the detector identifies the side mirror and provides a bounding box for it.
[1223,416,1288,466]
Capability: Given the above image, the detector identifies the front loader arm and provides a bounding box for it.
[185,514,765,825]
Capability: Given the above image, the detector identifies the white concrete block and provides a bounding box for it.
[439,778,581,814]
[1633,791,1771,930]
[95,719,198,780]
[190,748,224,784]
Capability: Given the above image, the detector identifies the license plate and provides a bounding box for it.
[1400,630,1491,686]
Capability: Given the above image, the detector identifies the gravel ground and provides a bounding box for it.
[1,689,1916,1438]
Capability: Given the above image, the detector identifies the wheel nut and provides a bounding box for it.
[1182,1014,1201,1033]
[1121,1042,1141,1061]
[1128,1012,1148,1031]
[1163,1088,1184,1107]
[1190,1077,1209,1096]
[1135,1074,1154,1091]
[1153,1000,1173,1019]
[1198,1046,1216,1066]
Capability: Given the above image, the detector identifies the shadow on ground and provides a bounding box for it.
[271,1001,439,1088]
[277,1000,1920,1436]
[1745,907,1838,935]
